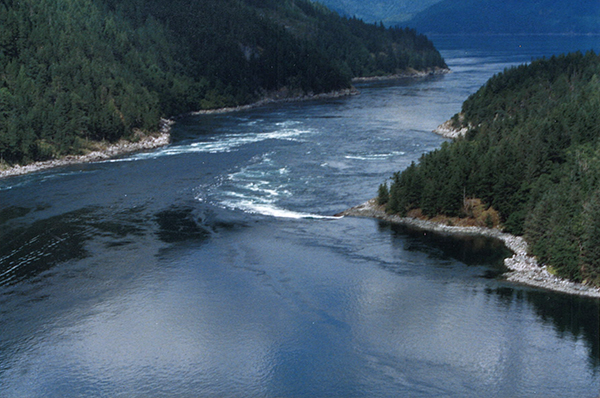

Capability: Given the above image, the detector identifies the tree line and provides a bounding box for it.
[0,0,446,166]
[379,51,600,286]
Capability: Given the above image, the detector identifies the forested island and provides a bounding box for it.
[377,51,600,288]
[0,0,446,168]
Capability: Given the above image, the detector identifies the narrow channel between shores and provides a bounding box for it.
[0,89,357,180]
[0,68,451,180]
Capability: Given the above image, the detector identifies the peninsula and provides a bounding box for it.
[373,51,600,291]
[339,199,600,298]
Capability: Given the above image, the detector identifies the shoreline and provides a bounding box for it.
[433,119,468,139]
[193,67,451,117]
[0,67,443,179]
[192,87,359,116]
[0,87,360,179]
[0,88,359,180]
[433,113,469,139]
[0,119,173,180]
[352,67,451,83]
[338,199,600,298]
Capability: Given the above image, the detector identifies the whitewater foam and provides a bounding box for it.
[344,151,406,161]
[104,126,316,163]
[222,200,340,220]
[196,148,336,220]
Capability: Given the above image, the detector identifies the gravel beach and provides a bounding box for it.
[0,119,173,179]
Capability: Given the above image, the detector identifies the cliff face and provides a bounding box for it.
[433,119,467,139]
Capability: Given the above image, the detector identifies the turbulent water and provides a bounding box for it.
[0,35,599,397]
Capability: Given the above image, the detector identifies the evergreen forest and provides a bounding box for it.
[379,51,600,286]
[0,0,446,166]
[316,0,441,25]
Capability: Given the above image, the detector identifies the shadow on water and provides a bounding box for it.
[0,208,95,286]
[0,206,33,224]
[0,201,217,286]
[0,206,150,286]
[154,205,211,243]
[489,286,600,369]
[379,220,600,369]
[380,221,512,270]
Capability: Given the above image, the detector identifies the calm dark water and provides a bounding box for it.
[0,35,599,397]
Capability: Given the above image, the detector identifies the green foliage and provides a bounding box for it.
[242,0,447,78]
[383,51,600,285]
[377,182,389,205]
[0,0,446,165]
[0,0,163,163]
[317,0,441,25]
[580,189,600,285]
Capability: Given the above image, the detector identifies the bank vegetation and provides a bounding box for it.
[0,0,446,167]
[379,51,600,286]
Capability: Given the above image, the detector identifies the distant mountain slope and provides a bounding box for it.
[408,0,600,34]
[315,0,442,25]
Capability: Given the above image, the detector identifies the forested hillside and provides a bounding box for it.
[408,0,600,34]
[0,0,446,166]
[315,0,441,25]
[379,51,600,286]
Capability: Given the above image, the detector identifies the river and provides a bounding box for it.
[0,35,599,397]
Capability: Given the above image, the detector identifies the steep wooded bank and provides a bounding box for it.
[379,51,600,286]
[0,0,446,167]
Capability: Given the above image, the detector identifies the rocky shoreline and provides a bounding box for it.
[193,68,451,117]
[433,119,468,139]
[0,68,446,179]
[338,199,600,298]
[0,87,357,179]
[0,119,173,180]
[352,67,451,83]
[193,87,359,116]
[189,68,451,116]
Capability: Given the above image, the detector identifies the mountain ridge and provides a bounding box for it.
[315,0,441,25]
[407,0,600,34]
[314,0,600,34]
